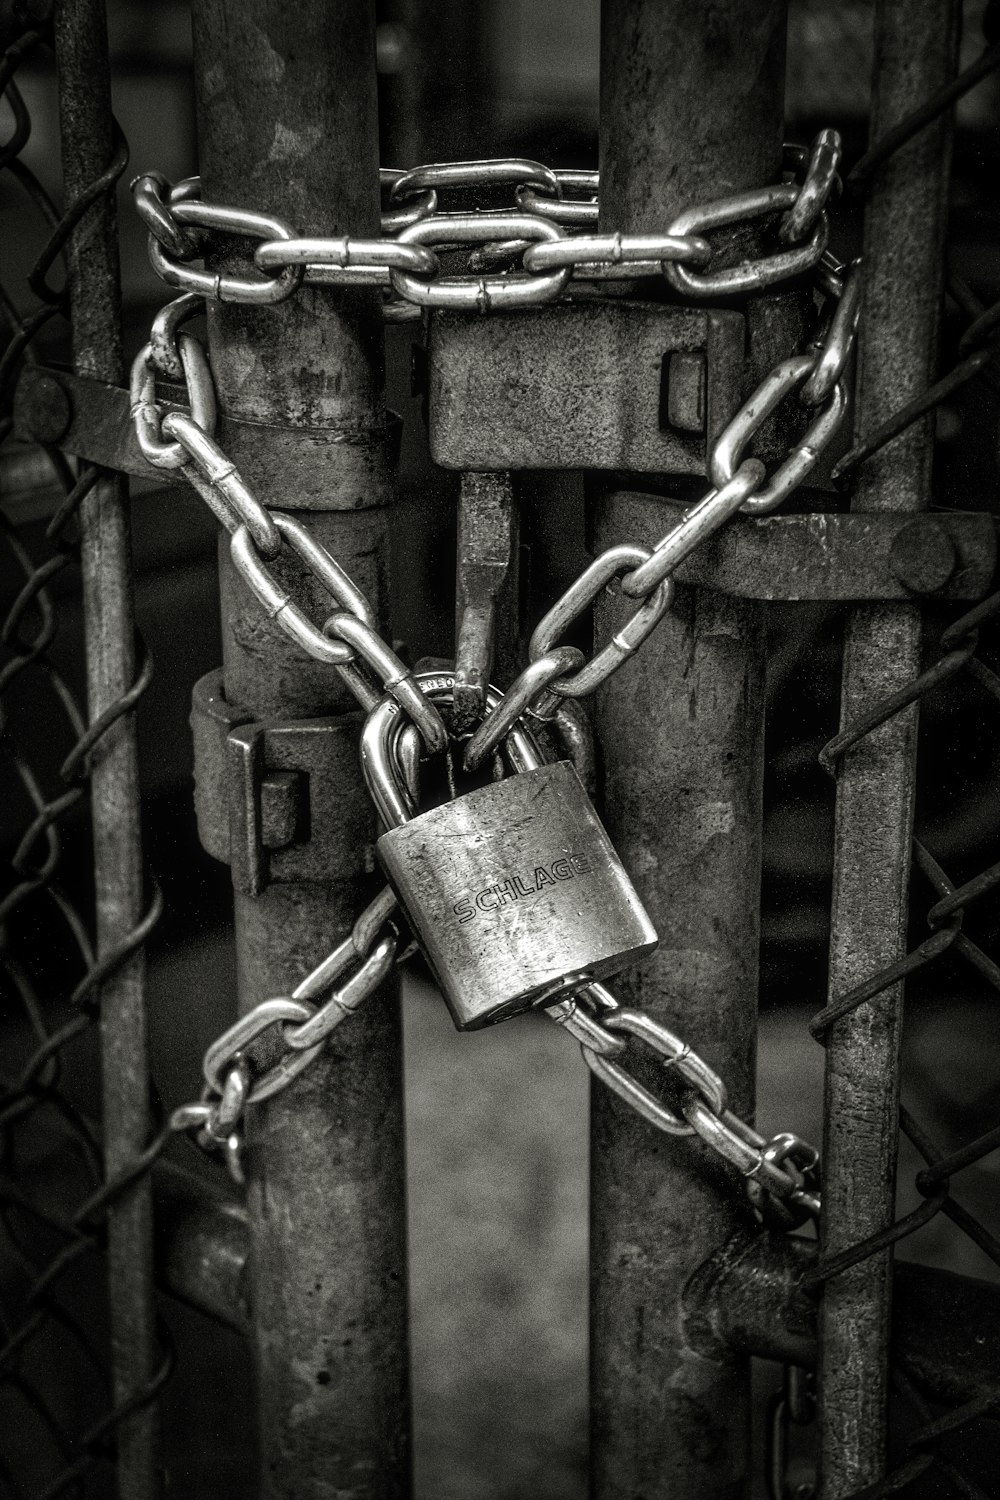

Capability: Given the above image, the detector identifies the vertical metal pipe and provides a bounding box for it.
[591,4,787,1496]
[189,5,410,1496]
[818,4,959,1495]
[54,4,158,1496]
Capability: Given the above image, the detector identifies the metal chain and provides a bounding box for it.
[464,250,856,767]
[128,323,449,754]
[133,136,854,771]
[167,887,408,1182]
[766,1365,818,1500]
[156,865,820,1218]
[546,984,820,1225]
[131,130,839,320]
[168,884,820,1217]
[131,138,843,1218]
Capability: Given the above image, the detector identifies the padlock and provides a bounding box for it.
[360,670,658,1030]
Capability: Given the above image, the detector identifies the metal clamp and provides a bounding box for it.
[191,670,376,896]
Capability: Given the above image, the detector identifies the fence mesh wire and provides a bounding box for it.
[1,6,999,1500]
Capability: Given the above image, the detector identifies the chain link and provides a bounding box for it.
[527,543,675,700]
[151,196,305,305]
[516,168,599,225]
[710,355,848,514]
[521,230,711,274]
[766,1365,818,1500]
[619,461,765,599]
[127,335,450,751]
[130,335,216,469]
[473,253,856,735]
[388,156,563,204]
[392,212,571,311]
[801,256,861,407]
[148,288,203,379]
[171,887,819,1219]
[779,128,841,244]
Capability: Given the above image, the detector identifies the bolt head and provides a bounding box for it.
[17,370,73,444]
[890,518,956,594]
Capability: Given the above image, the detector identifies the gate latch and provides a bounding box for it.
[425,301,745,474]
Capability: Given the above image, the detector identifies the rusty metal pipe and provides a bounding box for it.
[54,3,158,1494]
[600,1,786,236]
[153,1166,250,1335]
[591,3,788,1495]
[818,5,959,1495]
[189,4,410,1495]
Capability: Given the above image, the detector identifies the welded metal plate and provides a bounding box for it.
[428,301,745,473]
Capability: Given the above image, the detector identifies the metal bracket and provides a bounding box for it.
[14,364,190,485]
[427,300,745,473]
[191,669,375,896]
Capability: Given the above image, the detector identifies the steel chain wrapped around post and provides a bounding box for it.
[166,887,408,1182]
[130,134,852,1218]
[3,0,998,1486]
[133,135,856,765]
[131,129,838,316]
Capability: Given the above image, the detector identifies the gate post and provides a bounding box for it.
[189,5,410,1496]
[54,2,157,1493]
[591,3,789,1495]
[818,3,959,1494]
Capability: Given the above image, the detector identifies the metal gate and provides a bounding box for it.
[2,0,999,1496]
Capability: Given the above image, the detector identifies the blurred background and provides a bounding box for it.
[2,1,999,1496]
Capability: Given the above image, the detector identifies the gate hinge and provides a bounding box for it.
[191,669,376,896]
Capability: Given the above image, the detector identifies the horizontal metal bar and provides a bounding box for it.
[602,490,995,601]
[684,1229,1000,1406]
[153,1164,250,1333]
[14,364,994,603]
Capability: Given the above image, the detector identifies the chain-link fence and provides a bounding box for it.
[0,11,166,1497]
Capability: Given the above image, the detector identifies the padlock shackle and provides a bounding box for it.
[361,699,417,828]
[386,672,545,786]
[361,670,545,829]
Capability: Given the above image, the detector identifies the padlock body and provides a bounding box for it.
[377,759,657,1029]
